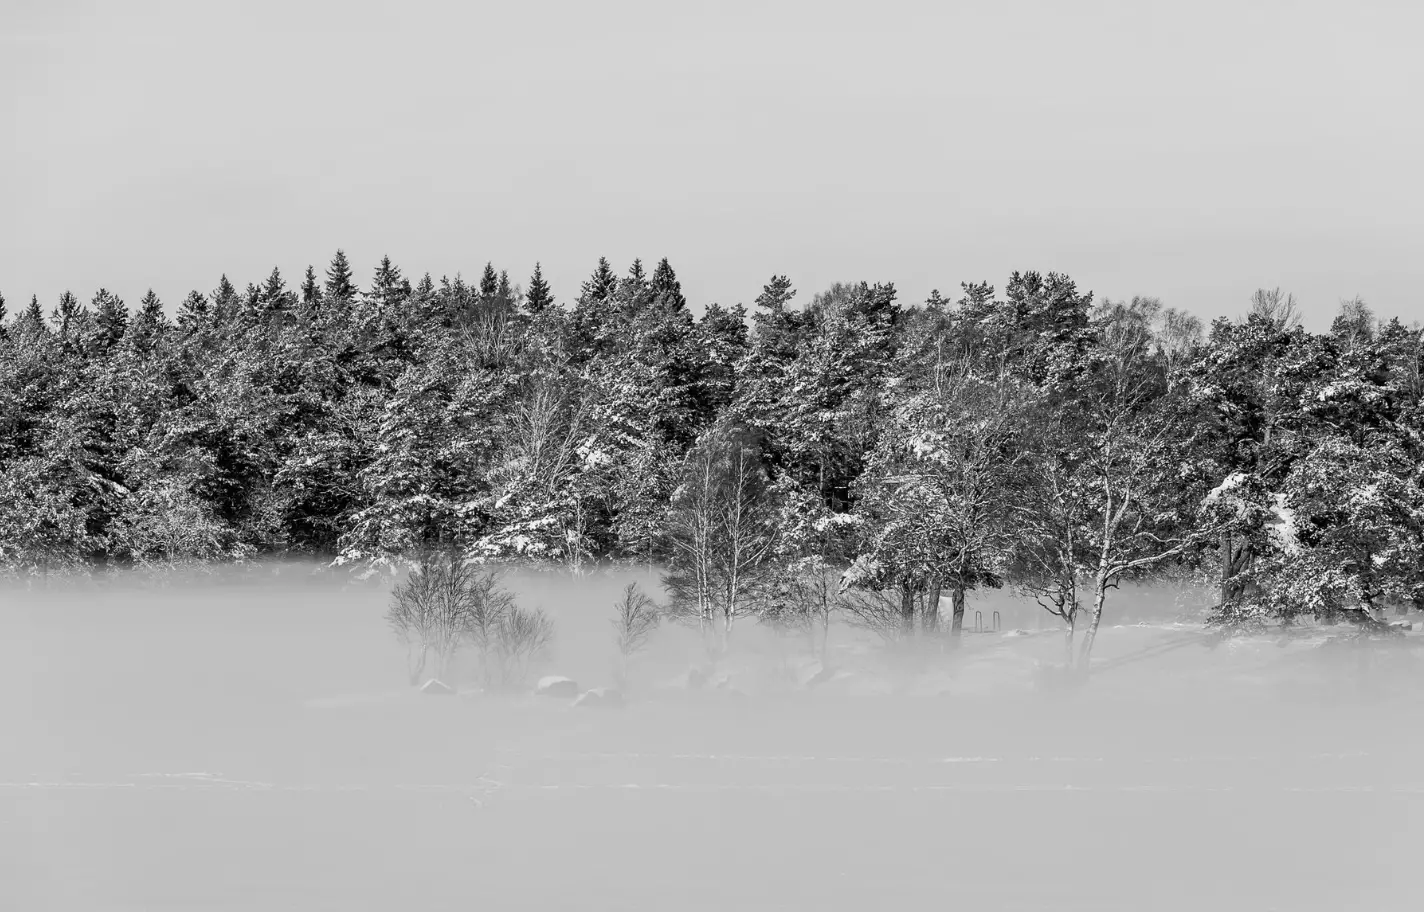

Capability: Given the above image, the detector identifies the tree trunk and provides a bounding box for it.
[923,585,942,633]
[949,585,966,638]
[818,611,831,664]
[1063,614,1076,666]
[1078,577,1110,670]
[1219,532,1233,611]
[408,644,428,687]
[900,581,915,637]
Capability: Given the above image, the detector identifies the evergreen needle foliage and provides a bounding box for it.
[3,256,1421,668]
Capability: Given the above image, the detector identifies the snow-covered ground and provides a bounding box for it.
[4,568,1422,910]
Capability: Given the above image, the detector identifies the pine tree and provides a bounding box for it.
[747,275,802,360]
[91,288,128,348]
[324,250,359,305]
[755,275,797,314]
[524,263,554,315]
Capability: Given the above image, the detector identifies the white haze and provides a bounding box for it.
[3,562,1422,910]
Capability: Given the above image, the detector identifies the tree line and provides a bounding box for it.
[2,254,1420,667]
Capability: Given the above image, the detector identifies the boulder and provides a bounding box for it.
[535,676,580,698]
[420,679,455,696]
[573,687,625,709]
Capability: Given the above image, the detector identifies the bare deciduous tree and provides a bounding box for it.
[494,604,555,689]
[840,584,918,645]
[1331,295,1375,351]
[387,552,486,685]
[1013,305,1227,672]
[386,552,552,689]
[1248,287,1301,331]
[611,582,661,686]
[665,422,779,655]
[1006,418,1087,665]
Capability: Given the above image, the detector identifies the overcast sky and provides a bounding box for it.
[3,0,1421,329]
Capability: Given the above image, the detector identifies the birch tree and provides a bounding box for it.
[664,422,779,654]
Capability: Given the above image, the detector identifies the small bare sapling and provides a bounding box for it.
[387,552,476,686]
[386,552,554,690]
[611,583,661,687]
[495,604,556,689]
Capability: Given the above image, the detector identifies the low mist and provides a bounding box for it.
[4,562,1421,911]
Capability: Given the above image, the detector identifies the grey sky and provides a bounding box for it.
[3,0,1420,329]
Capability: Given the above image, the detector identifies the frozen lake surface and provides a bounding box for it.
[4,570,1422,910]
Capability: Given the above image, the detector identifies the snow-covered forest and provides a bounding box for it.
[2,255,1420,666]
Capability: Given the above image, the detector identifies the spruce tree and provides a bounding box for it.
[300,265,322,308]
[177,290,210,332]
[497,270,512,306]
[650,257,687,312]
[136,289,166,327]
[367,256,410,312]
[212,275,239,324]
[128,289,167,350]
[408,273,438,324]
[524,262,554,315]
[53,290,84,339]
[259,267,296,315]
[325,250,359,305]
[92,288,128,348]
[0,291,6,326]
[24,294,44,330]
[479,262,499,300]
[627,258,647,289]
[579,257,617,304]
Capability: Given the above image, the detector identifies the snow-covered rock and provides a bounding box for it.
[535,676,579,698]
[420,679,455,695]
[573,687,624,708]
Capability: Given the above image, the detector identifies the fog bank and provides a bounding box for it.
[4,563,1421,910]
